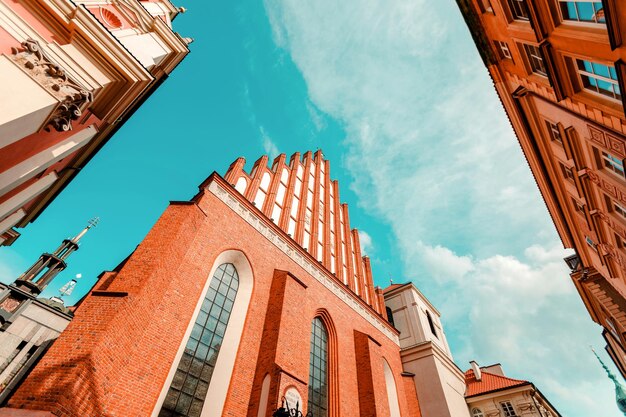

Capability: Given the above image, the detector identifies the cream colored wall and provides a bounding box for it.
[0,300,71,387]
[467,387,557,417]
[0,56,57,149]
[385,286,451,356]
[385,285,470,417]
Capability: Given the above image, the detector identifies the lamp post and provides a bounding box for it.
[273,396,313,417]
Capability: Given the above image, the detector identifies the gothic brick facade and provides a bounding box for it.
[5,152,420,417]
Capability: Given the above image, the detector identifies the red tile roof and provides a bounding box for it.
[383,283,408,293]
[464,369,530,397]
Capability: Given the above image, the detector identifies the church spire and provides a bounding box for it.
[593,347,626,415]
[14,217,98,295]
[0,218,98,327]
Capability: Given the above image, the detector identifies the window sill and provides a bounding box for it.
[552,23,610,45]
[507,20,535,36]
[527,72,551,88]
[574,91,624,119]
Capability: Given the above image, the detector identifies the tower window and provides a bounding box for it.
[426,310,438,339]
[386,306,395,327]
[472,408,485,417]
[577,60,621,101]
[558,1,605,24]
[308,318,328,417]
[159,263,239,417]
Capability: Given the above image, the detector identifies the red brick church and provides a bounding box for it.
[4,150,421,416]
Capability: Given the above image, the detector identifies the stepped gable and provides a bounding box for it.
[464,368,530,397]
[224,150,385,314]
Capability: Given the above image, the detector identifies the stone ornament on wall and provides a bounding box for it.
[10,39,93,132]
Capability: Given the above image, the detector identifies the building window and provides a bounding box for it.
[615,233,626,250]
[495,40,512,60]
[572,198,585,215]
[507,0,529,20]
[477,0,493,13]
[308,318,328,417]
[612,199,626,220]
[493,41,513,59]
[386,306,396,327]
[159,263,239,417]
[472,409,485,417]
[607,317,620,340]
[545,120,563,143]
[501,401,518,417]
[559,1,605,24]
[523,44,547,76]
[559,163,575,182]
[586,235,598,251]
[601,150,626,178]
[577,60,621,101]
[425,310,438,339]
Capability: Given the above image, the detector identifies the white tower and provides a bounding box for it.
[384,282,470,417]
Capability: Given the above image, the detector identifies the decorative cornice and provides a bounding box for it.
[10,39,92,132]
[206,180,399,345]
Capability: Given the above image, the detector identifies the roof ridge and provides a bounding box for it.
[464,368,530,397]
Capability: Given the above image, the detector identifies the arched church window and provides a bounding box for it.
[159,263,239,417]
[472,408,484,417]
[308,317,328,417]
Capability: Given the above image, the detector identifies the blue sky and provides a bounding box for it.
[0,0,622,415]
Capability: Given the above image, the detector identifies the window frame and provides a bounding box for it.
[601,149,626,179]
[500,401,518,417]
[472,408,485,417]
[506,0,530,21]
[556,0,606,25]
[522,43,548,77]
[308,317,329,417]
[575,59,622,102]
[158,263,240,417]
[494,40,513,60]
[545,120,563,144]
[477,0,494,14]
[425,310,439,339]
[611,199,626,220]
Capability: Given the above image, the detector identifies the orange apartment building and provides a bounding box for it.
[0,151,421,417]
[0,0,189,246]
[456,0,626,377]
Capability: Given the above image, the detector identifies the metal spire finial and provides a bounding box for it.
[71,217,99,244]
[592,346,626,415]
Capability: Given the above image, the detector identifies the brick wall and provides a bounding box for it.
[8,178,417,416]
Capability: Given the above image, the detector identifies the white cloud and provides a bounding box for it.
[358,230,374,255]
[263,0,624,416]
[260,126,280,160]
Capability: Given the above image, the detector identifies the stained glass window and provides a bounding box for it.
[308,318,328,417]
[159,263,239,417]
